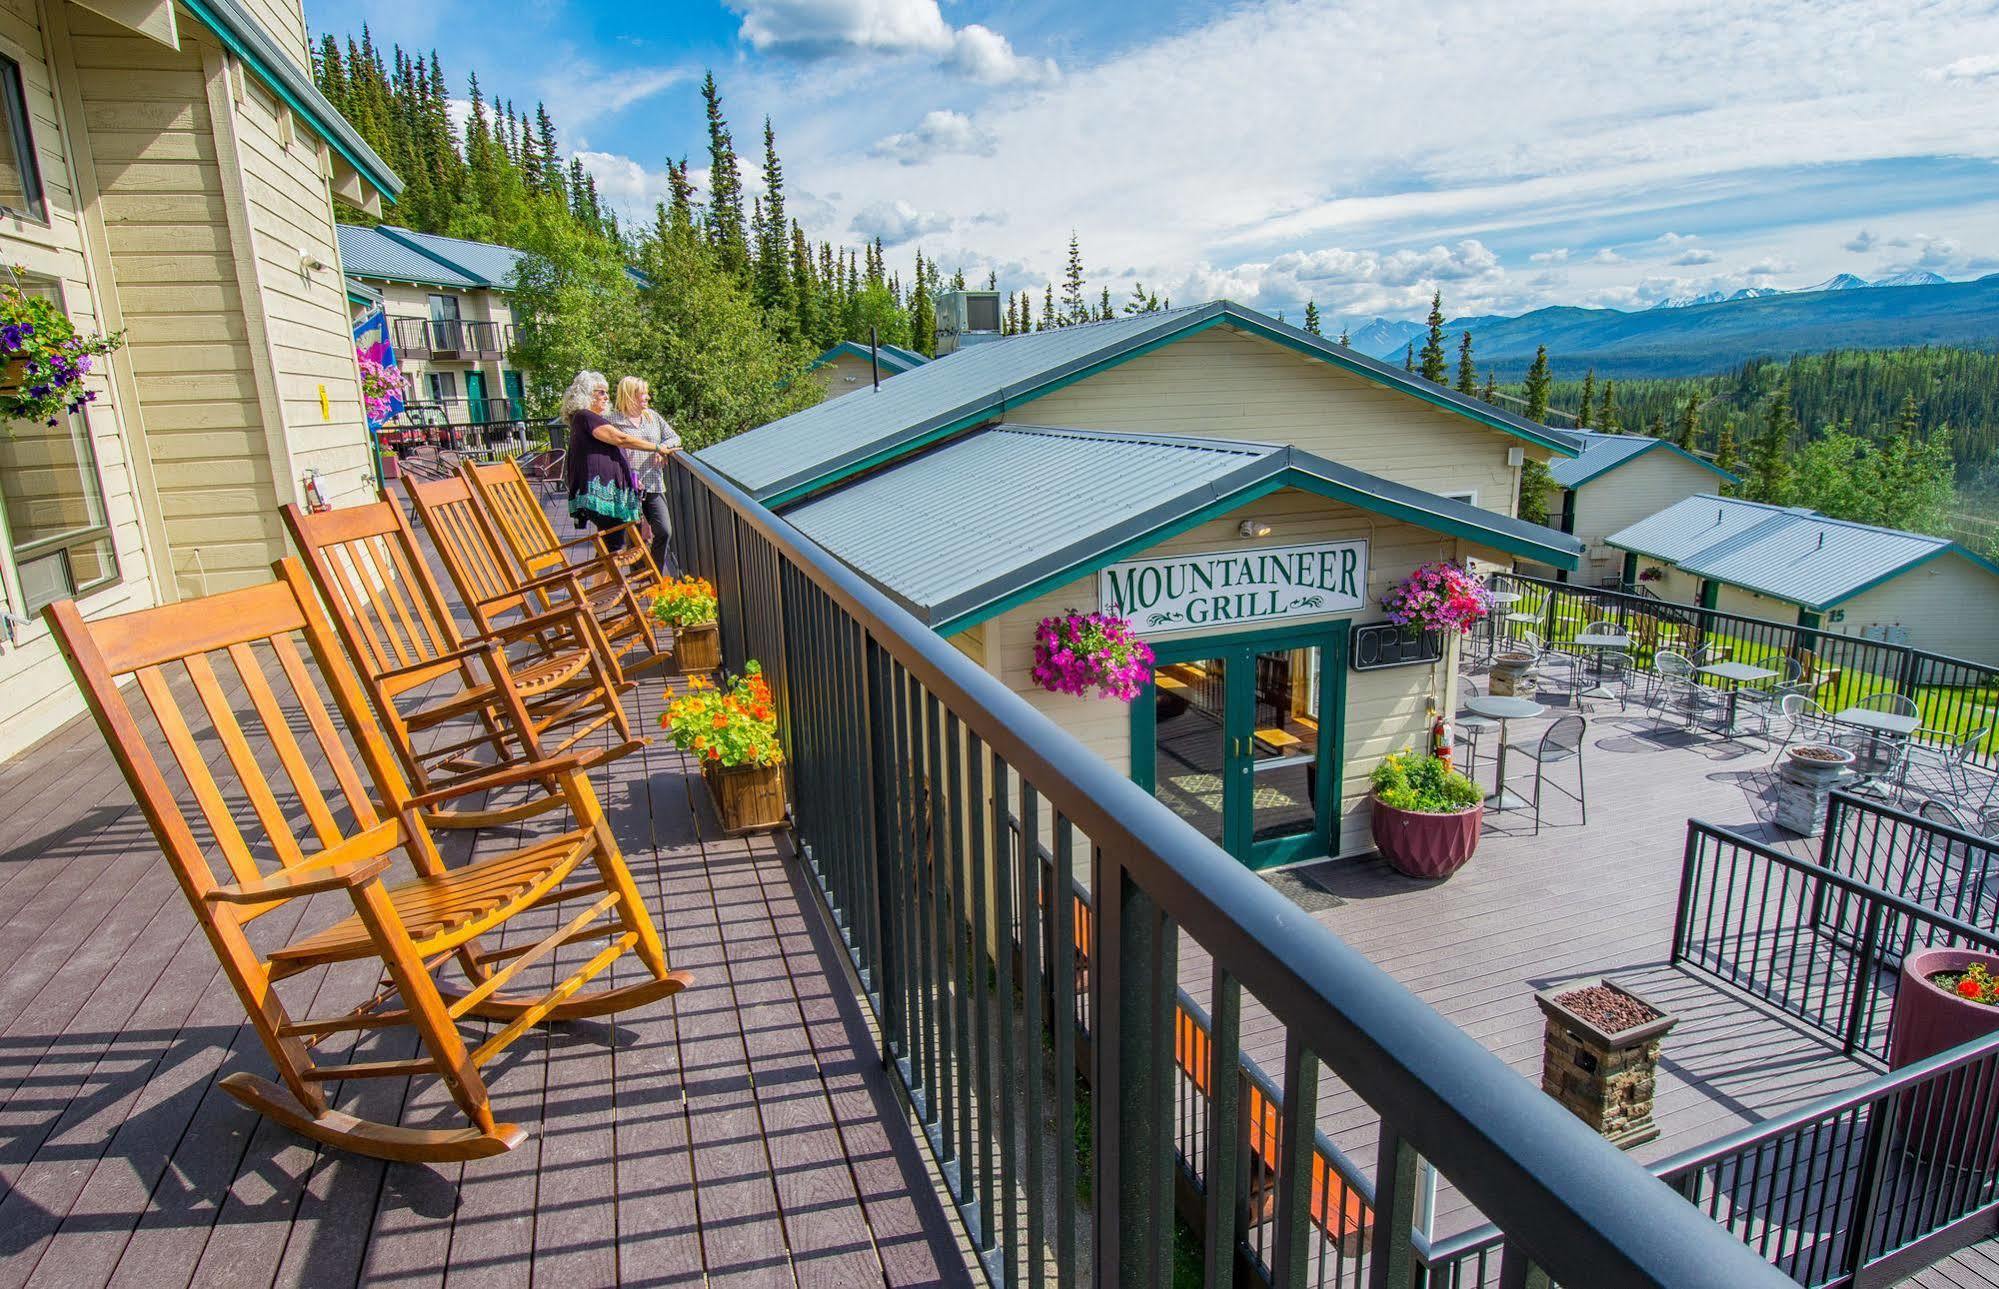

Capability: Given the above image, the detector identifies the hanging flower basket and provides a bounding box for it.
[0,277,125,428]
[661,662,786,833]
[1380,561,1492,636]
[1031,611,1155,702]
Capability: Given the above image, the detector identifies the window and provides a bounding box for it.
[428,294,462,322]
[0,56,46,222]
[0,282,117,611]
[428,370,458,403]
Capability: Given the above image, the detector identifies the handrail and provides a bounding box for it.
[667,450,1792,1287]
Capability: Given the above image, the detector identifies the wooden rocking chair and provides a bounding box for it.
[45,561,691,1163]
[464,456,662,599]
[281,495,642,828]
[400,473,674,681]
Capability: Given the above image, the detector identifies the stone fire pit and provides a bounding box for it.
[1535,978,1677,1149]
[1775,744,1855,837]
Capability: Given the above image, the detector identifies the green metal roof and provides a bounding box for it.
[784,424,1582,633]
[180,0,401,202]
[699,301,1581,508]
[808,340,929,376]
[1549,431,1740,490]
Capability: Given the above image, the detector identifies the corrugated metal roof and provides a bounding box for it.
[785,425,1582,629]
[378,226,530,289]
[699,301,1580,505]
[1549,431,1739,490]
[809,340,927,376]
[345,276,383,307]
[1605,494,1996,609]
[337,224,482,288]
[880,344,930,368]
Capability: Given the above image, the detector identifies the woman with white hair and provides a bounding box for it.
[559,369,666,550]
[606,375,681,573]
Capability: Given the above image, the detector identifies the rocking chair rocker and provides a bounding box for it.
[45,561,691,1163]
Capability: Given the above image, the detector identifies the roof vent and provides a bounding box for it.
[935,290,1004,357]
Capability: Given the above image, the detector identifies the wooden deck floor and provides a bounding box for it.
[0,672,974,1288]
[1180,676,1999,1280]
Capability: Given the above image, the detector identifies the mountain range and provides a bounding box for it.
[1342,272,1999,378]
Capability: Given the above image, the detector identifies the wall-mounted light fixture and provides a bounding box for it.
[1237,519,1273,539]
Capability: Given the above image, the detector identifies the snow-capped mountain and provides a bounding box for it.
[1871,269,1948,288]
[1343,317,1424,354]
[1801,272,1872,293]
[1647,273,1943,310]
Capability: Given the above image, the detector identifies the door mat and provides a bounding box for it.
[1261,867,1344,913]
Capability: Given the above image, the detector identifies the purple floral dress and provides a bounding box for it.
[565,409,641,529]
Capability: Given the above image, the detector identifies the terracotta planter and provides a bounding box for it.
[702,760,786,834]
[1888,947,1999,1167]
[674,621,721,673]
[1370,795,1482,880]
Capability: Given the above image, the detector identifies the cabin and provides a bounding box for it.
[806,338,927,399]
[1540,431,1738,584]
[700,299,1584,862]
[1606,494,1999,665]
[337,222,527,436]
[0,0,397,761]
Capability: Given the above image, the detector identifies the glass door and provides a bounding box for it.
[1133,623,1344,869]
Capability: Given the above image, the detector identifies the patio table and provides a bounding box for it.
[1476,592,1522,661]
[1697,660,1778,734]
[1834,705,1924,784]
[1573,631,1631,699]
[1464,694,1546,812]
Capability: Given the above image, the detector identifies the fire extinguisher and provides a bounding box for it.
[1432,711,1453,768]
[301,468,331,513]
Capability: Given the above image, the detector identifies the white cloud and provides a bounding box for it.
[726,0,1056,82]
[871,109,998,165]
[1657,231,1699,246]
[1530,248,1570,264]
[538,64,690,139]
[577,151,674,214]
[1670,248,1720,265]
[1589,248,1625,264]
[1845,228,1879,252]
[852,198,952,244]
[1744,257,1795,276]
[1929,54,1999,82]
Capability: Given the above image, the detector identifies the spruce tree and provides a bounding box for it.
[910,248,935,355]
[1674,392,1700,450]
[1061,232,1087,325]
[701,71,747,277]
[1746,388,1797,504]
[752,118,791,326]
[1645,411,1667,438]
[1714,420,1740,493]
[1480,372,1497,404]
[790,220,816,342]
[1404,342,1415,373]
[1302,300,1321,335]
[1417,290,1448,384]
[1098,285,1113,322]
[1338,326,1350,347]
[1576,369,1596,429]
[1598,381,1621,432]
[1042,284,1058,330]
[666,158,694,237]
[1523,345,1552,423]
[1454,332,1477,395]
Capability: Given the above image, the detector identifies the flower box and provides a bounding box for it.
[1536,978,1676,1149]
[702,760,786,834]
[674,621,721,674]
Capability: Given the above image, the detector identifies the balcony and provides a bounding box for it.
[391,315,505,361]
[6,452,1992,1287]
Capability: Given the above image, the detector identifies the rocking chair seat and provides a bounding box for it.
[270,828,592,974]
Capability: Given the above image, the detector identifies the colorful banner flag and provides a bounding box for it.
[353,305,405,430]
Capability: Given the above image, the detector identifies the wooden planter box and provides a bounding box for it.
[1370,796,1481,880]
[1536,978,1676,1149]
[701,760,786,834]
[674,621,721,674]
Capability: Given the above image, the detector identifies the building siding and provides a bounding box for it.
[810,350,882,400]
[1010,325,1533,517]
[978,487,1466,858]
[1827,555,1999,667]
[1569,452,1724,580]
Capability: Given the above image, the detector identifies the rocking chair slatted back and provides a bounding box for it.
[282,496,464,698]
[465,457,661,592]
[400,473,536,629]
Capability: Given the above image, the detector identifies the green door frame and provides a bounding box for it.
[464,370,489,421]
[1129,619,1348,870]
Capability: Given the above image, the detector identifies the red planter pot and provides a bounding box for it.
[1888,947,1999,1168]
[1370,796,1483,880]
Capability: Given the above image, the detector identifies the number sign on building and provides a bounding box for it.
[1100,540,1369,634]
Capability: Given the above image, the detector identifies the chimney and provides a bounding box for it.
[934,289,1004,356]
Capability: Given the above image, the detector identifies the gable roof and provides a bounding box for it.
[699,300,1581,507]
[1549,431,1740,490]
[337,224,483,288]
[378,227,531,289]
[785,424,1582,633]
[1606,494,1999,610]
[809,340,929,376]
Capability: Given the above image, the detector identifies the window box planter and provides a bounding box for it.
[1369,795,1482,880]
[702,759,786,834]
[674,621,721,674]
[1888,947,1999,1167]
[1535,978,1676,1149]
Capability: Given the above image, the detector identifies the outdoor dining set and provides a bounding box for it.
[1457,590,1999,841]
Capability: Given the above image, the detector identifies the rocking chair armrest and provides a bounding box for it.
[554,526,635,552]
[476,564,591,606]
[205,853,395,905]
[480,605,597,644]
[376,639,503,680]
[405,752,591,809]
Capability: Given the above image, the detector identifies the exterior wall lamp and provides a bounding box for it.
[1238,520,1273,539]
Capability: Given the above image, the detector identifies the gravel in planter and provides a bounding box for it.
[1551,984,1661,1036]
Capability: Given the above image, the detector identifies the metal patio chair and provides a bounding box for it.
[1455,674,1499,779]
[1521,713,1588,835]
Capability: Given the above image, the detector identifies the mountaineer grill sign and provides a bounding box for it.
[1100,540,1368,633]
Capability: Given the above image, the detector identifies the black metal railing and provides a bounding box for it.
[391,315,505,360]
[1674,819,1999,1065]
[1822,792,1999,949]
[1491,572,1999,772]
[665,451,1791,1287]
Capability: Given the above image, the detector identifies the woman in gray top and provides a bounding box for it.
[608,375,682,574]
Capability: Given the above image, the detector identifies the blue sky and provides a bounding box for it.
[304,0,1999,326]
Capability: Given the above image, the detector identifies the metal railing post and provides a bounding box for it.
[1843,899,1888,1056]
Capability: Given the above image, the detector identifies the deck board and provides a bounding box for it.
[0,570,970,1287]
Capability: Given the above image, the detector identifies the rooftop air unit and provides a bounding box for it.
[934,289,1004,356]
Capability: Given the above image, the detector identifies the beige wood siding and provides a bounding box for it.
[1571,453,1723,582]
[1009,325,1534,516]
[0,0,162,759]
[977,487,1464,858]
[809,351,880,399]
[1828,556,1999,667]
